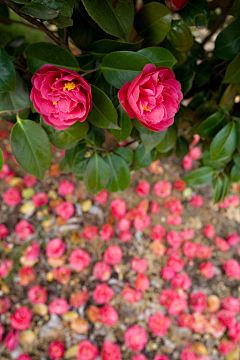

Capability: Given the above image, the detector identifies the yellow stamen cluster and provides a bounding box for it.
[63,82,76,91]
[142,105,150,111]
[53,102,57,105]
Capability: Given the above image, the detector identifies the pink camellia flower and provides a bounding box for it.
[76,340,99,360]
[32,192,48,207]
[134,273,150,291]
[23,174,38,187]
[93,189,108,204]
[49,341,65,359]
[190,194,204,207]
[121,286,143,303]
[104,245,122,265]
[229,194,239,207]
[190,291,206,313]
[218,338,235,355]
[207,295,221,313]
[182,155,193,170]
[46,238,65,258]
[56,201,74,220]
[53,267,71,285]
[19,267,36,286]
[133,213,150,231]
[70,290,89,307]
[180,345,196,360]
[153,181,172,198]
[218,197,230,208]
[189,147,201,160]
[124,325,148,351]
[4,329,19,351]
[228,322,240,344]
[178,313,194,328]
[171,273,192,290]
[166,230,182,248]
[118,64,182,132]
[101,341,121,360]
[180,228,195,240]
[165,0,189,11]
[135,181,150,197]
[0,163,10,179]
[196,244,212,259]
[10,306,32,330]
[148,313,171,337]
[0,297,11,314]
[217,309,236,328]
[58,180,74,196]
[223,259,240,278]
[117,218,131,232]
[173,179,186,191]
[15,220,34,240]
[150,225,166,241]
[167,215,182,226]
[132,355,148,360]
[69,249,90,271]
[131,257,148,273]
[161,266,175,280]
[0,260,14,278]
[119,231,132,242]
[2,188,22,206]
[227,233,239,246]
[99,305,119,326]
[93,284,114,304]
[28,286,48,304]
[154,356,170,360]
[203,224,215,239]
[215,236,230,251]
[183,241,197,259]
[93,261,111,282]
[30,65,92,130]
[110,199,127,218]
[48,298,69,315]
[138,199,149,215]
[24,243,40,263]
[99,224,114,241]
[4,171,15,184]
[149,201,160,214]
[199,262,214,279]
[167,256,184,272]
[16,354,32,360]
[0,224,9,239]
[222,297,239,313]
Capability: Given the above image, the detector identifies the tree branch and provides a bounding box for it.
[81,68,100,76]
[1,0,69,51]
[0,15,42,30]
[0,106,31,117]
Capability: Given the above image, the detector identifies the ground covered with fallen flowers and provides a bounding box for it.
[0,123,240,360]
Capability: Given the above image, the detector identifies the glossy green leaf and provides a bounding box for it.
[84,152,110,194]
[134,2,172,45]
[41,118,89,150]
[73,149,90,180]
[156,124,177,153]
[104,153,130,192]
[194,100,216,122]
[87,85,119,129]
[25,42,80,73]
[101,51,152,89]
[140,129,167,152]
[111,104,132,142]
[11,119,52,180]
[233,153,240,168]
[210,122,239,161]
[138,47,177,68]
[215,18,240,60]
[223,53,240,84]
[31,0,73,27]
[179,0,210,28]
[0,47,16,93]
[5,36,27,58]
[183,166,214,187]
[113,147,133,165]
[230,0,240,18]
[213,177,223,204]
[202,150,230,170]
[135,143,156,168]
[91,39,142,62]
[59,157,71,173]
[219,173,230,203]
[219,84,237,111]
[175,69,195,97]
[167,20,194,53]
[230,165,240,182]
[81,0,134,41]
[65,142,87,169]
[20,2,59,19]
[196,111,227,138]
[176,136,189,159]
[193,62,213,88]
[0,149,3,172]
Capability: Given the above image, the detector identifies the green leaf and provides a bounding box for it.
[111,104,132,142]
[202,150,230,170]
[113,147,133,165]
[0,149,3,172]
[210,122,239,161]
[65,142,86,168]
[140,129,167,152]
[5,36,27,58]
[138,47,177,68]
[87,85,119,129]
[134,143,156,168]
[31,0,73,27]
[0,47,16,92]
[194,100,216,122]
[219,173,230,203]
[215,18,240,60]
[183,166,214,187]
[91,39,143,62]
[219,84,236,111]
[213,177,223,204]
[223,53,240,84]
[41,118,89,150]
[134,2,172,45]
[176,136,189,159]
[84,152,110,194]
[25,42,80,73]
[0,72,30,123]
[156,123,177,153]
[81,0,134,41]
[230,165,240,182]
[101,51,153,89]
[233,153,240,168]
[104,153,130,192]
[175,69,195,97]
[73,149,90,179]
[230,0,240,18]
[59,157,71,173]
[193,62,213,88]
[166,20,194,53]
[179,0,210,28]
[11,119,52,180]
[196,110,228,138]
[20,2,59,19]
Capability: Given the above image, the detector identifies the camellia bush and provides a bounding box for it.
[0,0,240,200]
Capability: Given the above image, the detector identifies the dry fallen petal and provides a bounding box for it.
[19,330,36,345]
[70,318,89,334]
